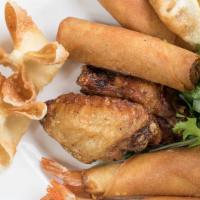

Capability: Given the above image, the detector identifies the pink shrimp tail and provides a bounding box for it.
[41,180,92,200]
[41,158,83,188]
[41,158,92,199]
[41,157,69,179]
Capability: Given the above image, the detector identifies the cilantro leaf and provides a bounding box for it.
[173,118,200,147]
[155,83,200,151]
[127,76,200,155]
[149,118,200,153]
[180,83,200,115]
[193,100,200,113]
[150,47,200,152]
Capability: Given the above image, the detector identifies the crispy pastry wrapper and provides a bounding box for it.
[149,0,200,47]
[4,1,68,105]
[83,148,200,197]
[41,149,200,200]
[0,1,68,168]
[144,198,200,200]
[98,0,176,43]
[98,0,193,51]
[57,17,200,91]
[41,180,199,200]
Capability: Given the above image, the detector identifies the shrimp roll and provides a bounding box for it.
[57,17,200,91]
[98,0,192,50]
[41,180,200,200]
[98,0,176,43]
[42,148,200,198]
[83,148,200,197]
[144,198,200,200]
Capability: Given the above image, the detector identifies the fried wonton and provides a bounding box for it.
[0,1,68,168]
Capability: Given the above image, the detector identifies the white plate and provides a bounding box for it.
[0,1,118,199]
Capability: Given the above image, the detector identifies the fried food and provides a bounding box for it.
[0,2,68,167]
[98,0,193,51]
[57,17,200,91]
[5,2,68,106]
[41,93,162,163]
[98,0,176,42]
[77,65,175,119]
[41,180,200,200]
[145,198,200,200]
[149,0,200,47]
[41,148,200,198]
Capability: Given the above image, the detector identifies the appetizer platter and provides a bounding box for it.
[1,0,200,199]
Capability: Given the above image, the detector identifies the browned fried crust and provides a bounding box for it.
[41,93,162,163]
[77,65,175,119]
[57,17,200,91]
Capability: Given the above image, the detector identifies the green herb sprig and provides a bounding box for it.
[151,84,200,153]
[124,47,200,158]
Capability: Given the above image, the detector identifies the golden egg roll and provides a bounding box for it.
[57,17,200,91]
[42,148,200,198]
[143,198,200,200]
[41,180,200,200]
[98,0,176,43]
[98,0,193,51]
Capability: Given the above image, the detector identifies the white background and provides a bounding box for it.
[0,0,117,199]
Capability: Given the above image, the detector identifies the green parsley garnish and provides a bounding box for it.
[173,118,200,147]
[151,83,200,152]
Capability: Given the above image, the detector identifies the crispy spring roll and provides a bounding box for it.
[57,17,200,91]
[41,93,163,163]
[98,0,176,43]
[42,148,200,198]
[41,180,200,200]
[143,198,199,200]
[77,65,175,119]
[98,0,193,51]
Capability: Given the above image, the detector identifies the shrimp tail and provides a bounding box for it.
[41,158,84,189]
[41,180,91,200]
[41,157,69,179]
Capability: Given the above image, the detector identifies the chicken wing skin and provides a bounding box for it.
[77,65,175,119]
[41,93,162,163]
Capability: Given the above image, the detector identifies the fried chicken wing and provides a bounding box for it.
[77,66,175,119]
[41,93,162,163]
